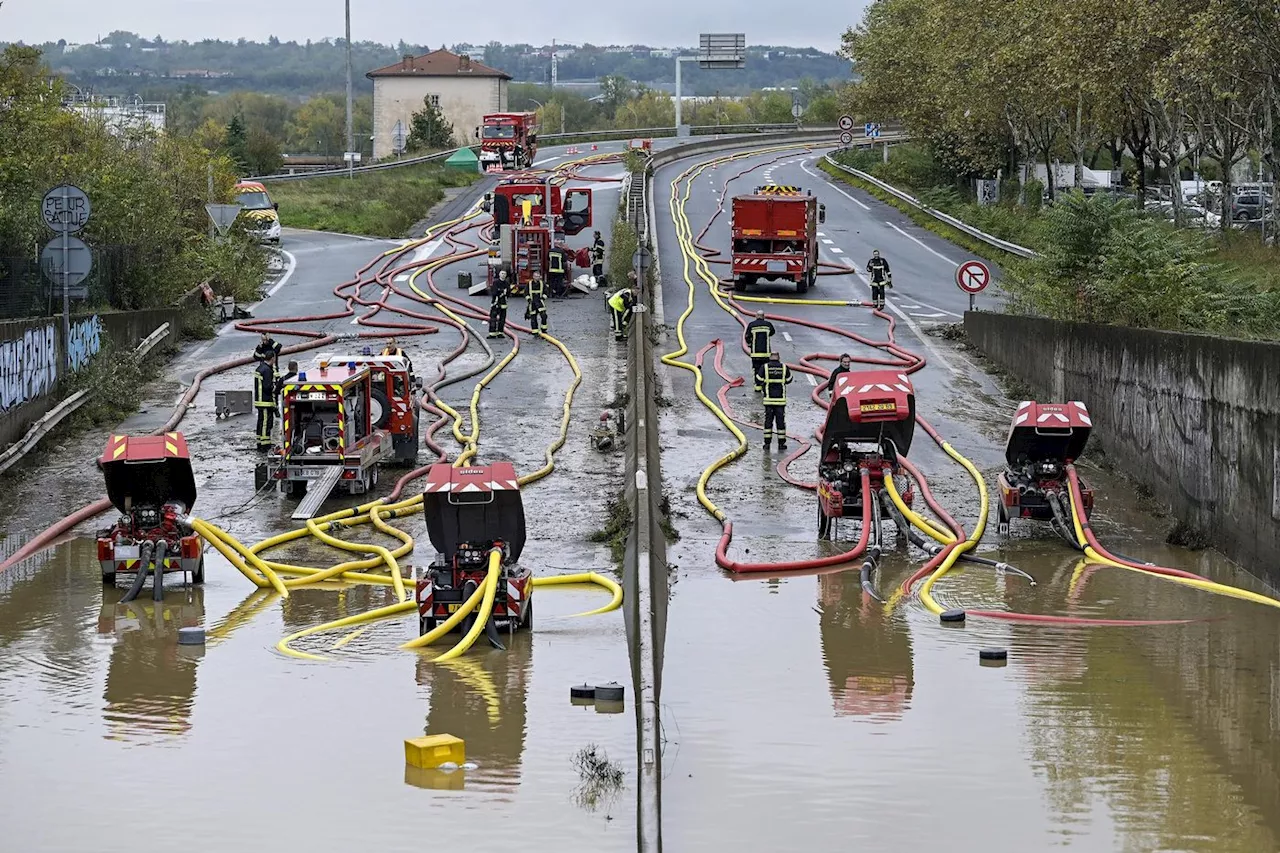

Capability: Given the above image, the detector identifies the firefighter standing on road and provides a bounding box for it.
[608,286,637,340]
[865,249,892,310]
[548,243,568,297]
[591,231,606,283]
[756,351,793,452]
[526,275,549,335]
[744,310,775,392]
[254,332,281,363]
[253,354,278,451]
[489,270,510,338]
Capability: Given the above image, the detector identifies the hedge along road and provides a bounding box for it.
[0,140,670,852]
[648,141,1280,851]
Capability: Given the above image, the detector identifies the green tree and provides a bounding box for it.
[287,94,344,155]
[225,114,249,172]
[406,96,454,150]
[245,128,284,176]
[614,91,674,129]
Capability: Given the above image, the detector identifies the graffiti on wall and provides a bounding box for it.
[67,315,104,372]
[0,325,57,411]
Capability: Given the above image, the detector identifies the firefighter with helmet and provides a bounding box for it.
[755,350,793,452]
[489,270,510,338]
[253,351,278,451]
[608,283,637,341]
[547,242,568,298]
[744,310,775,392]
[591,231,606,283]
[526,275,549,335]
[865,249,892,310]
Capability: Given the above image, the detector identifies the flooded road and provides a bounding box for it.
[0,151,640,850]
[651,145,1280,851]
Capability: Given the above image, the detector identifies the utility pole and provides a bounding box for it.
[344,0,353,164]
[207,162,214,240]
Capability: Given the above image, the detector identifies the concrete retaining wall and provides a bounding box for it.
[964,311,1280,583]
[0,308,181,450]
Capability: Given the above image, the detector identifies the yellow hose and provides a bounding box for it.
[915,441,989,615]
[192,518,289,597]
[531,571,623,616]
[1065,480,1280,611]
[434,552,501,662]
[884,473,954,546]
[277,599,417,661]
[400,567,491,649]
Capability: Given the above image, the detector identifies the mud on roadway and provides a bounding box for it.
[650,144,1280,851]
[0,153,645,851]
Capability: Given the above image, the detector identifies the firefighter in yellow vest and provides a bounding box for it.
[547,243,568,297]
[608,286,637,340]
[755,351,793,452]
[744,310,775,392]
[253,354,277,451]
[525,275,549,335]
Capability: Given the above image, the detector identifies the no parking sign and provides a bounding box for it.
[955,259,990,311]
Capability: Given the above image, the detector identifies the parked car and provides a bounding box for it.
[1150,201,1222,229]
[1229,191,1272,222]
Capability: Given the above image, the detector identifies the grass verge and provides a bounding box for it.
[269,161,481,238]
[589,493,632,565]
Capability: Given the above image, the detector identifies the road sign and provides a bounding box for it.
[839,131,854,146]
[40,234,92,298]
[41,184,91,234]
[392,120,407,154]
[838,115,855,131]
[791,101,803,120]
[205,203,243,237]
[865,122,882,139]
[698,33,746,69]
[956,260,991,294]
[344,151,362,162]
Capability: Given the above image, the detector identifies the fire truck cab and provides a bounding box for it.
[731,185,825,293]
[415,463,533,641]
[482,180,593,296]
[817,370,916,539]
[96,433,204,585]
[477,112,539,172]
[267,357,394,500]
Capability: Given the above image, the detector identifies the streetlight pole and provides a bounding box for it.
[344,0,353,162]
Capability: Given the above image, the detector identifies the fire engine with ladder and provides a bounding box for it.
[257,352,421,520]
[415,463,533,647]
[481,179,593,297]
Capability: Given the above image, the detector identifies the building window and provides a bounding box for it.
[426,94,440,107]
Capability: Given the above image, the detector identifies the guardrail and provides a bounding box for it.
[822,154,1039,259]
[255,124,853,183]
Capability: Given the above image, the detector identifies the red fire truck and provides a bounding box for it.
[477,112,539,172]
[731,184,826,293]
[483,179,593,297]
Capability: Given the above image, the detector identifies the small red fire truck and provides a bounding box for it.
[477,112,539,172]
[483,179,593,296]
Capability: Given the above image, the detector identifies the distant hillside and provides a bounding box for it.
[5,31,851,99]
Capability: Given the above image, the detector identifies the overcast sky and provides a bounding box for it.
[0,0,871,52]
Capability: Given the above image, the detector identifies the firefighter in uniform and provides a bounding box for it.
[865,249,892,309]
[525,275,549,335]
[489,270,510,337]
[744,310,775,392]
[254,332,282,363]
[253,354,278,451]
[591,231,606,283]
[547,243,568,297]
[756,351,793,452]
[608,287,637,340]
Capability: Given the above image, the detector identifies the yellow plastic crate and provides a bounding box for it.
[404,734,465,769]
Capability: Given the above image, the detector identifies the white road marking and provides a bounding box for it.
[266,250,297,298]
[887,222,960,267]
[806,373,817,386]
[782,331,792,341]
[817,232,827,237]
[822,238,834,244]
[800,159,870,209]
[886,299,959,374]
[830,247,844,254]
[900,296,963,318]
[911,312,947,318]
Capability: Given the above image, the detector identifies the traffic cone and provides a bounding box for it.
[591,144,598,151]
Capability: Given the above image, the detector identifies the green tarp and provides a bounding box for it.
[445,147,480,171]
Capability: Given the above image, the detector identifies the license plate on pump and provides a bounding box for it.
[298,467,328,478]
[861,402,896,413]
[766,260,788,272]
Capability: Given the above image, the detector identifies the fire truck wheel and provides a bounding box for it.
[797,275,809,294]
[523,598,533,631]
[192,556,205,585]
[102,569,116,585]
[419,616,437,635]
[369,388,391,430]
[371,466,379,487]
[733,276,748,292]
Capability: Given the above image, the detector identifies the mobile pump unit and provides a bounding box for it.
[731,185,826,293]
[96,433,204,588]
[414,463,534,647]
[816,370,916,540]
[483,179,593,297]
[996,401,1095,538]
[261,353,420,519]
[476,112,539,172]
